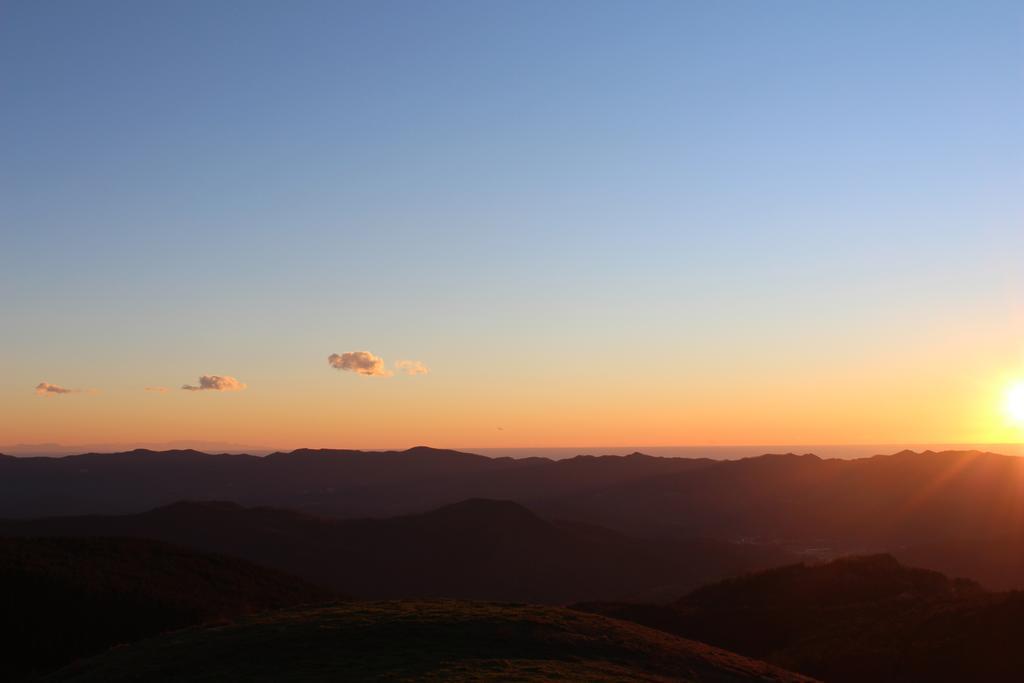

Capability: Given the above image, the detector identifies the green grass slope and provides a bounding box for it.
[48,601,817,682]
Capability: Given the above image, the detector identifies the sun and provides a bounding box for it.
[1007,383,1024,426]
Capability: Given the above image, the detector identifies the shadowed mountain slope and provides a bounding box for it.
[576,554,1024,683]
[0,499,791,604]
[46,600,817,682]
[891,534,1024,591]
[0,537,334,681]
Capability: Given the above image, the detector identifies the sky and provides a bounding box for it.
[2,1,1023,451]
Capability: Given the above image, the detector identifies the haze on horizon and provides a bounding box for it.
[2,1,1023,450]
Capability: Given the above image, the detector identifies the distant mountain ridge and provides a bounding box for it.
[0,440,275,457]
[0,445,714,519]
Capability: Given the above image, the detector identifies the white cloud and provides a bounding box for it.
[395,359,429,376]
[35,382,75,396]
[328,351,392,377]
[181,375,247,392]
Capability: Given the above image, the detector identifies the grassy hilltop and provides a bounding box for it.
[48,600,816,682]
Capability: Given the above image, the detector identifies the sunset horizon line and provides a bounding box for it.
[4,440,1023,458]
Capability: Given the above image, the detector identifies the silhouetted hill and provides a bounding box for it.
[0,537,333,681]
[576,555,1024,682]
[7,447,1024,587]
[46,600,817,682]
[892,534,1024,591]
[0,499,792,604]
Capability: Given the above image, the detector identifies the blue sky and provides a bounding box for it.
[2,1,1022,448]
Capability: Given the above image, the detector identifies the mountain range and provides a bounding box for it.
[7,445,1024,680]
[5,446,1024,589]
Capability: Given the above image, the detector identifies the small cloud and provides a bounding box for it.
[395,359,429,376]
[35,382,75,396]
[328,351,392,377]
[145,386,170,393]
[181,375,247,392]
